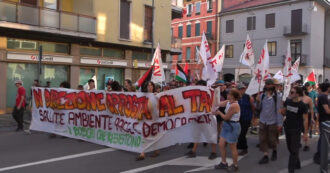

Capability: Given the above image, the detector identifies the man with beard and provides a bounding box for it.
[257,79,283,164]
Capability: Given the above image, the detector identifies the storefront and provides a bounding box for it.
[6,52,72,108]
[80,57,125,90]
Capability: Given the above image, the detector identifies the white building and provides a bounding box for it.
[219,0,330,83]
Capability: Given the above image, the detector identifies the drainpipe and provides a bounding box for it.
[151,0,154,57]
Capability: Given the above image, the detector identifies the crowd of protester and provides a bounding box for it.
[12,76,330,173]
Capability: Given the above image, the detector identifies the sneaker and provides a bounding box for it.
[187,143,194,149]
[238,149,248,156]
[271,150,277,161]
[185,150,196,158]
[24,129,31,135]
[208,152,217,160]
[227,164,239,172]
[250,127,258,135]
[258,156,269,164]
[303,146,310,152]
[215,162,228,169]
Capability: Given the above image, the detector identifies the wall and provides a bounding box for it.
[94,0,171,51]
[220,1,313,71]
[310,2,325,69]
[325,10,330,67]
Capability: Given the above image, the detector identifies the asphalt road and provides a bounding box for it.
[0,126,325,173]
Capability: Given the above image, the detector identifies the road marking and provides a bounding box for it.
[0,148,116,172]
[121,156,187,173]
[121,155,246,173]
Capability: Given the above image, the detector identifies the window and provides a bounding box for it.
[144,6,153,42]
[178,54,182,62]
[291,9,302,33]
[80,47,102,56]
[226,20,234,33]
[44,0,58,10]
[290,39,302,62]
[225,45,233,58]
[41,42,69,54]
[7,38,37,50]
[267,41,277,56]
[247,16,256,31]
[195,2,201,15]
[187,4,193,16]
[103,48,124,59]
[7,38,69,54]
[120,0,131,39]
[133,51,151,60]
[195,46,200,61]
[195,23,200,36]
[186,47,191,61]
[266,13,275,28]
[207,0,212,11]
[207,21,212,36]
[186,24,191,37]
[178,26,183,38]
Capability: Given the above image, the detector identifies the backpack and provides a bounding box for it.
[254,92,277,117]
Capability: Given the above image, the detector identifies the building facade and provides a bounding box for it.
[171,0,220,80]
[0,0,178,114]
[219,0,330,83]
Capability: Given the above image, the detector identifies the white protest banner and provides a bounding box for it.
[246,41,270,95]
[151,43,165,84]
[239,34,255,68]
[30,86,217,153]
[199,32,211,66]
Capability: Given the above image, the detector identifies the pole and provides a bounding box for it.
[37,46,42,84]
[151,0,154,56]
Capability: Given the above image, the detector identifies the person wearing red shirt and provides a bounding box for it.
[13,80,26,131]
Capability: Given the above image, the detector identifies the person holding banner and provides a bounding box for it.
[136,81,159,161]
[214,89,241,172]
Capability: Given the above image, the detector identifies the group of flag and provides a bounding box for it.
[135,32,316,101]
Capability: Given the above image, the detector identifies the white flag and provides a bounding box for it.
[211,45,225,72]
[200,32,217,86]
[199,32,211,66]
[273,70,284,83]
[290,57,301,84]
[283,41,293,101]
[239,35,255,68]
[151,43,165,84]
[246,41,270,95]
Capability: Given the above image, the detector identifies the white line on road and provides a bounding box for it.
[121,156,187,173]
[0,148,116,172]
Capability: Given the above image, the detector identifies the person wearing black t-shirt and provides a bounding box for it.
[313,83,330,164]
[281,86,308,173]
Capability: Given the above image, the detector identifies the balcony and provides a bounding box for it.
[171,37,182,54]
[0,1,96,39]
[283,24,308,37]
[171,0,183,19]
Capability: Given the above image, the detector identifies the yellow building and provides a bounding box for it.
[0,0,180,114]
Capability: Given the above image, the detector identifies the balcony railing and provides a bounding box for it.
[171,37,182,49]
[283,24,308,37]
[0,1,96,34]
